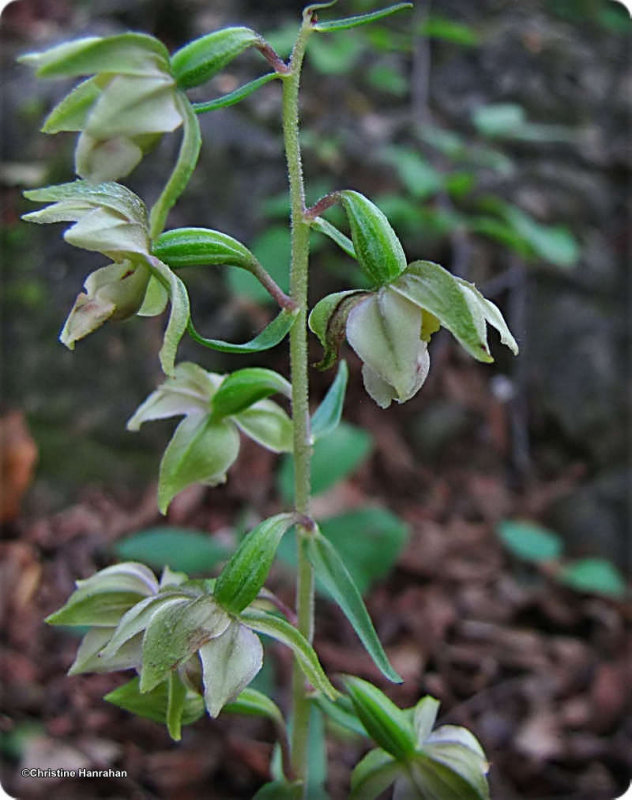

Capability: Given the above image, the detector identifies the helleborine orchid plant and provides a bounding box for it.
[22,2,517,797]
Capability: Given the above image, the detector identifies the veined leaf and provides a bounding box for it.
[305,530,401,683]
[193,72,279,113]
[311,216,356,259]
[241,609,339,701]
[187,307,297,353]
[313,3,413,33]
[311,359,348,441]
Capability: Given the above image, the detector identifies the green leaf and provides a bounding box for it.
[215,514,296,613]
[158,415,240,514]
[241,609,339,701]
[343,677,416,760]
[310,216,356,259]
[313,3,413,32]
[223,687,285,729]
[473,103,526,138]
[496,519,563,564]
[171,27,261,90]
[253,781,301,800]
[146,257,191,377]
[382,146,443,200]
[321,510,404,592]
[311,360,348,441]
[501,205,579,268]
[305,530,401,683]
[340,190,407,286]
[114,528,228,573]
[349,748,401,800]
[153,226,257,271]
[141,595,231,692]
[418,15,480,46]
[193,72,279,113]
[104,676,205,726]
[149,94,202,238]
[557,558,626,598]
[212,368,291,419]
[19,33,171,78]
[167,671,188,740]
[187,307,297,353]
[199,621,263,717]
[279,422,372,502]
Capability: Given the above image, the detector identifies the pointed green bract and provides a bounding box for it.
[241,609,339,701]
[153,227,257,270]
[193,72,279,113]
[311,359,348,441]
[157,414,240,514]
[305,530,402,682]
[310,216,356,259]
[187,307,298,353]
[313,3,413,32]
[215,514,296,613]
[343,677,416,760]
[340,190,407,286]
[171,27,261,89]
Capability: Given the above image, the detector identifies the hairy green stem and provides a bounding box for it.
[282,17,314,792]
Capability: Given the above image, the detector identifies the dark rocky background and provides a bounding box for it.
[1,1,630,798]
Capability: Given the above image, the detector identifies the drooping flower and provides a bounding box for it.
[127,363,294,512]
[22,180,188,374]
[309,191,518,408]
[20,34,184,181]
